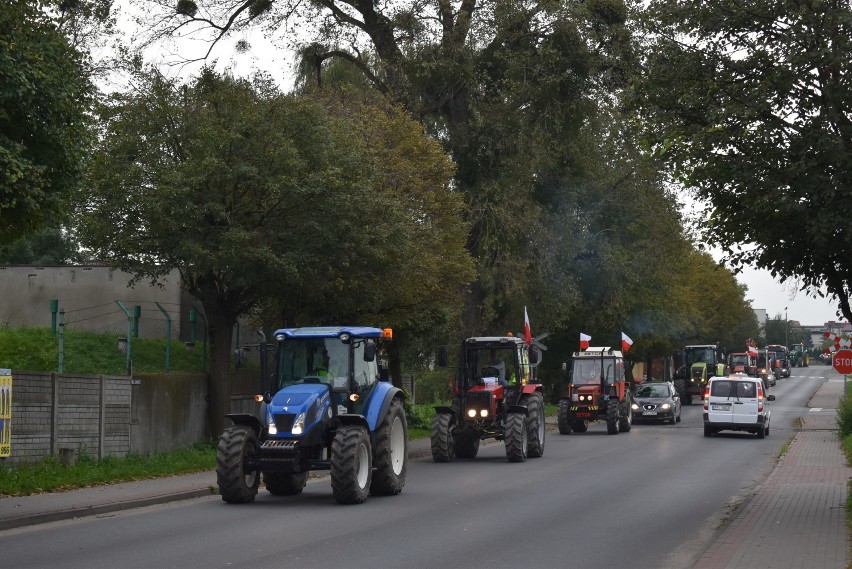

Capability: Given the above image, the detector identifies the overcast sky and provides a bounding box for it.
[734,266,841,326]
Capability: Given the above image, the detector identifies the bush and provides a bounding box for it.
[839,385,852,438]
[414,368,455,405]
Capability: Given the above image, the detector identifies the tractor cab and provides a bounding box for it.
[727,352,757,377]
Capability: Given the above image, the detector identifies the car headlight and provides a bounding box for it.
[631,403,639,410]
[660,403,671,410]
[291,412,306,435]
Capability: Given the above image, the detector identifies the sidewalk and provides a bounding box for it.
[694,377,851,569]
[0,437,435,532]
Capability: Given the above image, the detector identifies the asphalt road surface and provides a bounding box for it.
[0,365,833,569]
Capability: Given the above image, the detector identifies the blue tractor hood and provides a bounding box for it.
[267,383,332,439]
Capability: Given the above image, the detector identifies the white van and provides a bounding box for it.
[703,374,775,438]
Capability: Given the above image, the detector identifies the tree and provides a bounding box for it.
[1,0,93,245]
[78,68,471,437]
[0,226,84,264]
[635,0,852,321]
[136,0,638,337]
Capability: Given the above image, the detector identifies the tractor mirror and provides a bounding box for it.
[364,342,377,362]
[437,346,448,367]
[529,347,540,364]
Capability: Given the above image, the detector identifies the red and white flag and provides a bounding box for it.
[580,333,591,350]
[621,332,633,353]
[747,345,758,357]
[523,307,533,345]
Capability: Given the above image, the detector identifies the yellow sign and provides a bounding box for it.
[0,369,11,458]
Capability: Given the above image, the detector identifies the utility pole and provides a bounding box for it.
[785,306,789,348]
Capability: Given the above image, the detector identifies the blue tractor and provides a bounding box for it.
[216,326,408,505]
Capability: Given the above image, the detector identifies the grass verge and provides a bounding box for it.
[0,443,216,498]
[837,379,852,569]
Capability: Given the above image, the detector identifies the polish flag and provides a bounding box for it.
[580,333,591,350]
[747,345,758,357]
[523,307,533,345]
[621,332,634,353]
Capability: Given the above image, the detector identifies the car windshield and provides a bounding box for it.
[572,357,620,385]
[686,348,715,366]
[730,355,749,367]
[635,384,669,398]
[276,338,351,390]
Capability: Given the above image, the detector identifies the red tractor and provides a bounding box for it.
[727,352,758,377]
[557,347,633,435]
[431,336,546,463]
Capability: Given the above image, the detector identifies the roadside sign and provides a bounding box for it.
[832,349,852,374]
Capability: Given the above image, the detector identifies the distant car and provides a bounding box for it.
[632,381,681,424]
[703,374,775,438]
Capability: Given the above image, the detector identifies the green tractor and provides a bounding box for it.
[673,344,727,405]
[790,343,810,367]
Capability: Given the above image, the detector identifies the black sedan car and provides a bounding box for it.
[631,381,681,424]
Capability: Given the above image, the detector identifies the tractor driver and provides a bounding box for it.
[484,349,510,388]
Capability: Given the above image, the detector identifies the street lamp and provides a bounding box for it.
[785,306,788,348]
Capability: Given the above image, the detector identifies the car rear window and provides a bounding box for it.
[711,380,757,398]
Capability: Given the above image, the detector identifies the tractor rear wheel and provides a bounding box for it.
[504,412,528,462]
[673,379,689,404]
[370,397,408,496]
[431,412,455,462]
[557,399,572,435]
[331,425,372,504]
[619,399,632,433]
[572,420,588,432]
[216,425,260,504]
[606,402,620,435]
[524,393,546,458]
[454,428,480,458]
[263,472,307,496]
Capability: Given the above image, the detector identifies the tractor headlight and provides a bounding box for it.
[660,403,671,410]
[480,409,488,418]
[468,409,477,418]
[291,412,306,435]
[268,419,277,435]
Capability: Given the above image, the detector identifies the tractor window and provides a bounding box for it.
[686,348,716,366]
[572,358,619,385]
[276,338,351,389]
[730,355,749,367]
[353,340,378,391]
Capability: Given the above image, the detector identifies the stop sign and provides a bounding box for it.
[833,349,852,374]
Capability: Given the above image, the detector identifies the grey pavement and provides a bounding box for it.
[694,375,851,569]
[1,390,850,569]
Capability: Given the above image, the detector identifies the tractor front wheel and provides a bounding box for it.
[619,399,633,432]
[606,402,620,435]
[505,412,528,462]
[431,412,455,462]
[557,399,572,434]
[331,425,372,504]
[524,393,546,458]
[263,472,307,496]
[370,397,408,496]
[216,425,260,504]
[454,428,480,458]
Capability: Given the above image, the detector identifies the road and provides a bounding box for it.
[0,366,834,569]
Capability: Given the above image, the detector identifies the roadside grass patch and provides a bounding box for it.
[837,380,852,569]
[0,443,216,497]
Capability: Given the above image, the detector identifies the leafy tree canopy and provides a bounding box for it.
[0,0,93,244]
[635,0,852,321]
[78,67,471,434]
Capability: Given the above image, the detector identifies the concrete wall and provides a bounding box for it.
[8,371,133,465]
[130,373,210,455]
[0,265,189,339]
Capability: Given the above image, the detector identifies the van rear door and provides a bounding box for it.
[732,380,759,424]
[708,380,735,422]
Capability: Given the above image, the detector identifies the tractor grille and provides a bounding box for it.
[273,413,296,432]
[464,391,492,413]
[262,439,299,452]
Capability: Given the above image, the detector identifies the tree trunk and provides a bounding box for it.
[204,307,237,440]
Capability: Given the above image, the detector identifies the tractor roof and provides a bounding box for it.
[273,326,386,339]
[573,347,623,358]
[463,336,526,347]
[685,344,717,349]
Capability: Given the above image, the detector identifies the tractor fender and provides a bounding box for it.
[225,413,264,438]
[434,405,455,416]
[521,384,542,395]
[507,404,529,416]
[363,382,403,431]
[336,414,370,430]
